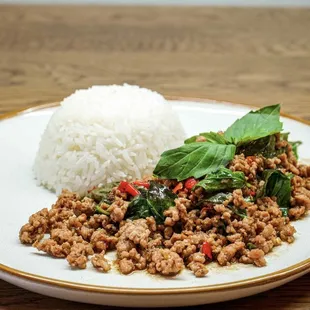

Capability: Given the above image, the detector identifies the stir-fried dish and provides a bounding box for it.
[20,105,310,277]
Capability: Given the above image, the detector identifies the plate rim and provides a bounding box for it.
[1,96,310,295]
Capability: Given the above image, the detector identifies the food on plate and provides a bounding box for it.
[20,104,310,278]
[33,84,185,195]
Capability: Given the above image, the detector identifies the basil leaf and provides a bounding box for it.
[228,205,247,219]
[281,132,289,141]
[279,133,302,159]
[290,141,302,159]
[247,243,257,250]
[87,182,117,204]
[236,135,277,158]
[126,181,176,223]
[195,167,246,193]
[185,132,227,144]
[224,104,283,146]
[95,205,110,216]
[126,197,153,220]
[258,169,293,216]
[205,192,232,204]
[153,142,236,181]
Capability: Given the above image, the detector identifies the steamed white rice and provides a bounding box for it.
[34,84,185,195]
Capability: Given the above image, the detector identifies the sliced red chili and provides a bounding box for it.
[133,180,150,189]
[118,181,140,197]
[118,181,128,192]
[184,178,198,190]
[172,182,183,194]
[250,190,256,196]
[201,241,212,260]
[125,183,140,197]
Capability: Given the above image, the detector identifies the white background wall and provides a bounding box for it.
[1,0,310,6]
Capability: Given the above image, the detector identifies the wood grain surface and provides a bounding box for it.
[1,5,310,310]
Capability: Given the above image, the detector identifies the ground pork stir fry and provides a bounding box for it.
[20,105,310,278]
[19,150,310,277]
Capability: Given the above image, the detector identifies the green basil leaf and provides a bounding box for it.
[258,169,292,216]
[224,104,283,146]
[126,181,176,224]
[195,167,246,193]
[290,141,302,159]
[87,182,118,204]
[95,205,110,216]
[126,197,153,220]
[205,192,232,204]
[247,243,257,250]
[153,142,236,181]
[185,132,227,144]
[281,132,289,141]
[228,205,247,219]
[236,135,277,158]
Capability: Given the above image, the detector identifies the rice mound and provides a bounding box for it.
[33,84,185,195]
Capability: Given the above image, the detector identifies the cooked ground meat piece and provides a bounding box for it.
[116,219,153,248]
[34,239,71,258]
[279,224,296,243]
[147,249,184,276]
[91,254,111,272]
[217,242,245,266]
[52,189,80,209]
[229,154,264,181]
[49,208,75,229]
[247,249,266,267]
[187,252,208,277]
[50,227,73,244]
[109,198,129,223]
[73,197,95,216]
[299,165,310,178]
[87,214,110,229]
[90,229,117,253]
[19,208,49,244]
[195,135,207,142]
[117,247,147,274]
[66,243,94,269]
[119,258,135,275]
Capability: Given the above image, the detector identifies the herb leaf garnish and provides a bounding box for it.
[205,192,232,204]
[153,143,236,181]
[258,169,293,217]
[126,181,176,223]
[236,135,277,158]
[290,141,302,159]
[195,167,246,193]
[224,104,283,146]
[87,182,117,204]
[185,132,227,145]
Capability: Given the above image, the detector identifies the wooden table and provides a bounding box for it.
[0,5,310,310]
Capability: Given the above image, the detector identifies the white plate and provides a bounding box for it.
[0,98,310,307]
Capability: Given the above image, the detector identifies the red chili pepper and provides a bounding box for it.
[250,190,256,196]
[118,181,140,197]
[133,180,150,189]
[118,181,128,192]
[125,183,140,197]
[172,182,183,194]
[201,241,212,260]
[184,178,198,190]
